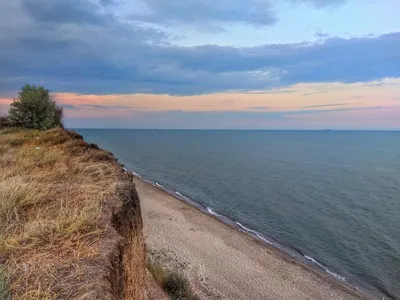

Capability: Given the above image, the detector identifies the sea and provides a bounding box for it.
[76,129,400,299]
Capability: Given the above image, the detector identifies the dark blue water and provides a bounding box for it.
[77,129,400,299]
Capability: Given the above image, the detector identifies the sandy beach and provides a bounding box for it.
[135,178,372,300]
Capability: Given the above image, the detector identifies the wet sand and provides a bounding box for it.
[135,178,372,300]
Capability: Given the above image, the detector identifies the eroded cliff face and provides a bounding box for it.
[66,135,147,299]
[89,165,146,300]
[110,179,146,300]
[65,147,147,300]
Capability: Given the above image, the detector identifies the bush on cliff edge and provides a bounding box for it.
[8,84,64,130]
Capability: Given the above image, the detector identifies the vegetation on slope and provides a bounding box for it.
[0,127,143,299]
[0,267,11,300]
[147,260,199,300]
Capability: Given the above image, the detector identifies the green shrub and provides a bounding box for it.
[0,268,11,300]
[0,115,10,129]
[147,261,167,286]
[8,84,64,130]
[163,271,199,300]
[147,261,198,300]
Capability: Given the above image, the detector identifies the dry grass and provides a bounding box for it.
[0,128,128,299]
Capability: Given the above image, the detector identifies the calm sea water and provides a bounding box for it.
[77,129,400,299]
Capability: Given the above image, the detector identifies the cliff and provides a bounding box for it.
[0,128,146,299]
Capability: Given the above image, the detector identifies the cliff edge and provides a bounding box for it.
[0,128,145,299]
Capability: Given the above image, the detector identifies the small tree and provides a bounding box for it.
[8,84,64,130]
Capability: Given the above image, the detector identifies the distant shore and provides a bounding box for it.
[134,177,373,300]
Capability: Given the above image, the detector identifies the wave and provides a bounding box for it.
[236,222,273,245]
[304,255,346,282]
[175,191,185,198]
[206,206,221,217]
[155,182,164,189]
[132,170,142,178]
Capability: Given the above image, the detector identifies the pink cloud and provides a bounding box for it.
[0,98,12,114]
[54,78,399,113]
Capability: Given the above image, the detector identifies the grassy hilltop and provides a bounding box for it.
[0,128,145,299]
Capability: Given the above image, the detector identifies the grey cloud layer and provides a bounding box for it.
[21,0,104,24]
[130,0,277,26]
[0,0,398,96]
[127,0,346,27]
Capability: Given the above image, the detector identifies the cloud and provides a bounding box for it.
[80,104,150,110]
[314,32,330,38]
[49,79,400,114]
[99,0,116,6]
[0,0,398,96]
[364,82,384,87]
[22,0,105,25]
[119,0,346,28]
[128,0,277,27]
[292,106,383,114]
[250,106,270,110]
[246,89,298,94]
[303,91,328,96]
[299,103,352,109]
[59,102,150,111]
[60,104,79,110]
[298,0,346,8]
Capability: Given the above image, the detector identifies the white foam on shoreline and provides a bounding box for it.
[304,255,346,282]
[206,206,222,217]
[236,222,273,245]
[155,182,164,189]
[132,170,142,178]
[176,191,185,198]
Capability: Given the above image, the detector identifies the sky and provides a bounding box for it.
[0,0,399,129]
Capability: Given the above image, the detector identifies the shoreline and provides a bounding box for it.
[132,172,377,300]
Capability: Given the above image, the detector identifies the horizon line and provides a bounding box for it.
[69,128,400,132]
